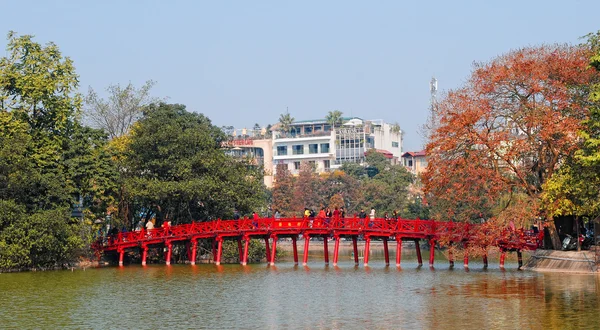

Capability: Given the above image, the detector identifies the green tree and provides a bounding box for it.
[278,112,294,134]
[293,162,320,213]
[326,110,343,130]
[123,102,266,225]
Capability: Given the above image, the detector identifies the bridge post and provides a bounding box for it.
[482,251,488,268]
[215,237,223,266]
[265,237,271,262]
[517,250,523,269]
[333,235,340,266]
[364,236,371,267]
[383,237,390,266]
[118,249,125,267]
[463,243,469,268]
[292,236,298,265]
[396,236,402,267]
[323,235,329,265]
[141,245,148,266]
[190,240,198,266]
[165,242,172,266]
[270,235,278,266]
[429,239,435,267]
[415,239,423,266]
[242,236,250,266]
[303,235,310,266]
[352,236,359,265]
[499,249,506,268]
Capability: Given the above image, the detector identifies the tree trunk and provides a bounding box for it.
[547,219,562,250]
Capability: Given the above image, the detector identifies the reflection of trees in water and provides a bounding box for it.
[419,273,600,329]
[541,274,600,329]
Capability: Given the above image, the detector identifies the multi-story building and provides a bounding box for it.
[401,150,427,175]
[272,117,403,176]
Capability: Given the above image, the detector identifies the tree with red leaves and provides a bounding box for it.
[423,44,597,232]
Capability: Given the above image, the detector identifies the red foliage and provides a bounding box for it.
[423,44,596,223]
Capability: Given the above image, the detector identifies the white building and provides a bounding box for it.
[272,117,403,176]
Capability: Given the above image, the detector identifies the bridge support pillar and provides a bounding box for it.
[352,236,359,265]
[292,236,298,265]
[429,239,435,267]
[242,236,250,266]
[499,249,506,268]
[165,243,172,266]
[270,235,277,266]
[364,236,371,267]
[238,239,243,264]
[215,237,223,266]
[303,235,310,266]
[265,237,271,263]
[517,250,523,269]
[463,242,469,268]
[333,236,340,266]
[415,239,423,266]
[323,235,329,265]
[190,240,197,266]
[482,252,488,268]
[383,237,390,266]
[396,236,402,267]
[141,245,148,266]
[118,249,124,267]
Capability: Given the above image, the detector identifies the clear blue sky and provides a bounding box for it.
[2,0,599,151]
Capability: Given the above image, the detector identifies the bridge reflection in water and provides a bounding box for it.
[95,217,539,269]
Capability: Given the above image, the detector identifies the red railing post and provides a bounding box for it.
[165,242,173,266]
[383,237,390,266]
[303,235,310,266]
[190,239,198,266]
[500,249,506,268]
[141,245,148,266]
[415,239,423,266]
[242,236,250,266]
[292,236,299,265]
[323,235,329,265]
[333,235,340,266]
[118,248,125,267]
[364,236,371,267]
[352,236,359,265]
[215,237,223,266]
[396,236,402,267]
[265,237,271,262]
[429,239,435,267]
[238,239,243,264]
[270,235,277,266]
[463,242,468,268]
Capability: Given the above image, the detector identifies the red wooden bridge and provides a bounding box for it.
[94,217,540,268]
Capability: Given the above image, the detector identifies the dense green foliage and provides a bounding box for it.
[120,102,268,226]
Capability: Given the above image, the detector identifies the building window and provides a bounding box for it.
[324,125,331,132]
[304,127,312,134]
[320,143,330,153]
[309,144,318,154]
[314,125,322,132]
[408,159,413,167]
[277,146,287,156]
[294,161,301,170]
[292,145,304,155]
[324,160,330,170]
[392,141,399,148]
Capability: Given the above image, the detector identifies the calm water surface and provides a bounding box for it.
[1,252,599,329]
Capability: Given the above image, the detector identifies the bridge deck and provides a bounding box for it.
[94,217,540,268]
